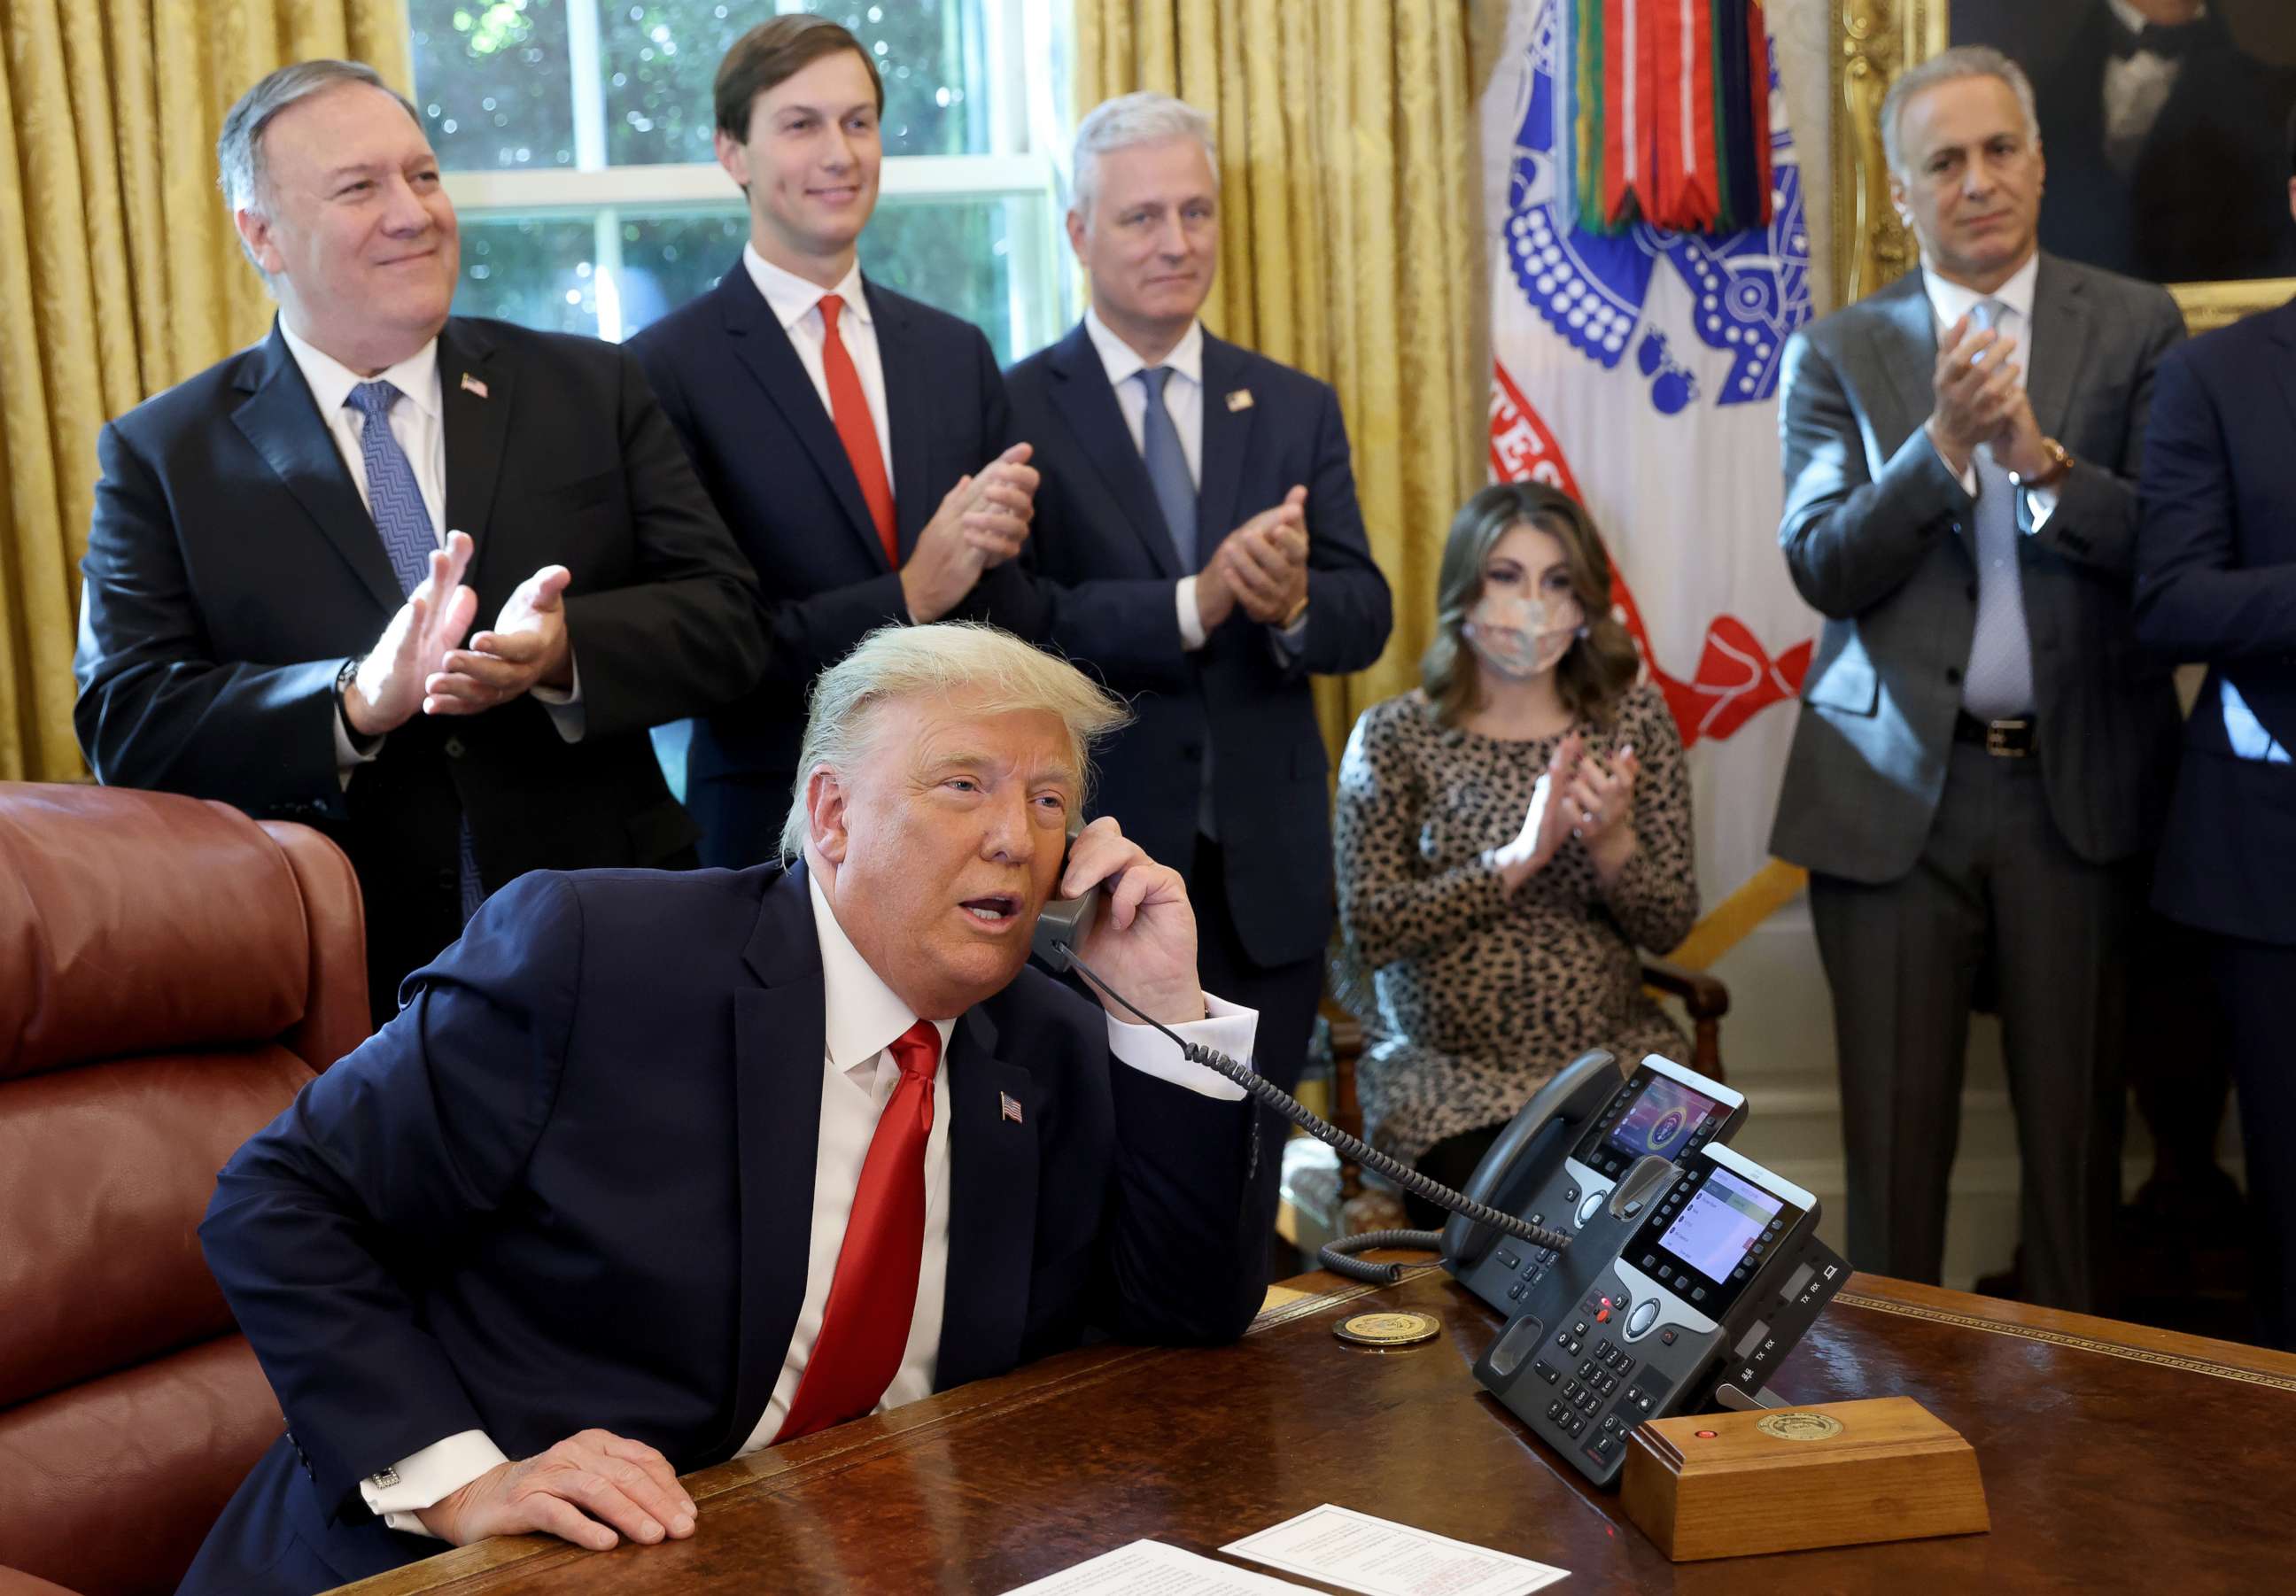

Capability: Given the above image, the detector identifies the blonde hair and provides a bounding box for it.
[780,624,1133,857]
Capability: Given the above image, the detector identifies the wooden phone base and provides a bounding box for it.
[1619,1395,1989,1561]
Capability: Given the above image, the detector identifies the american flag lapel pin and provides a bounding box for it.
[999,1091,1024,1125]
[460,371,489,399]
[1225,388,1253,412]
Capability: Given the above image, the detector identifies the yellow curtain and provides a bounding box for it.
[1075,0,1484,759]
[0,0,410,781]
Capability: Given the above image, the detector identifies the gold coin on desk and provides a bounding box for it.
[1756,1411,1844,1442]
[1334,1310,1441,1347]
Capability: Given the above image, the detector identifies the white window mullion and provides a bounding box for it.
[566,0,608,171]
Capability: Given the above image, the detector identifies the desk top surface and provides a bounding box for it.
[343,1267,2296,1595]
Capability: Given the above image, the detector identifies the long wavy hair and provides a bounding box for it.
[1420,482,1640,728]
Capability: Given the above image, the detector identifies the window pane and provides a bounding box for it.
[409,0,578,171]
[454,216,602,336]
[602,1,989,167]
[617,209,750,332]
[858,191,1029,364]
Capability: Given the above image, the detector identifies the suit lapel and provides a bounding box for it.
[438,320,516,595]
[719,267,890,572]
[934,1003,1037,1392]
[868,279,935,561]
[1194,334,1255,569]
[1865,273,1940,459]
[712,864,832,1462]
[1043,322,1182,579]
[2024,255,2090,439]
[229,325,404,617]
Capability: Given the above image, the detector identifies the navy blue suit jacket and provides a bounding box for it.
[2136,295,2296,944]
[1004,323,1392,968]
[181,862,1267,1594]
[74,318,766,1024]
[627,268,1044,864]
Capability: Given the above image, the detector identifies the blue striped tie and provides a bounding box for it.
[1959,300,2036,721]
[344,381,485,921]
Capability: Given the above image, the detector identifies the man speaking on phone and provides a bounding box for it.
[179,623,1270,1594]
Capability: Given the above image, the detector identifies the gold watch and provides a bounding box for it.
[2010,437,2073,489]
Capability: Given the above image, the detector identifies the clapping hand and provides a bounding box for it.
[425,563,574,716]
[901,443,1039,621]
[343,531,478,738]
[1493,732,1586,890]
[1563,743,1641,867]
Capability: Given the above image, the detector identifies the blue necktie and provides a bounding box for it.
[1136,367,1198,571]
[344,382,485,921]
[1960,299,2036,722]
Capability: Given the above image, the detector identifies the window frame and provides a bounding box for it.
[425,0,1073,352]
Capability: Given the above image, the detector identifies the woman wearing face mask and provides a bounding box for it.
[1333,481,1699,1225]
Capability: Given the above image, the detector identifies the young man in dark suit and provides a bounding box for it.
[2134,123,2296,1349]
[176,624,1271,1592]
[628,16,1043,868]
[73,60,766,1028]
[1004,93,1393,1099]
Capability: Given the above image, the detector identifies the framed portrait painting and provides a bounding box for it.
[1831,0,2296,330]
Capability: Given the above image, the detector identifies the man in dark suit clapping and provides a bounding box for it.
[74,59,766,1027]
[629,15,1044,868]
[1005,93,1392,1099]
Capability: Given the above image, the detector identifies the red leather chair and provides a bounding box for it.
[0,784,368,1596]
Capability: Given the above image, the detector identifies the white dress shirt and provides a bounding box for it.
[741,243,894,491]
[1919,251,2059,530]
[278,321,582,776]
[362,872,1257,1535]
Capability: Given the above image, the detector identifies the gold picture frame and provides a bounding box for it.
[1830,0,2295,331]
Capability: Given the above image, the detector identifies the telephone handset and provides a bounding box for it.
[1030,813,1106,972]
[1445,1052,1749,1319]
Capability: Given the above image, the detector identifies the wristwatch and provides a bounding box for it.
[2009,436,2074,490]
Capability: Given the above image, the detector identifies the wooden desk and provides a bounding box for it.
[342,1266,2296,1595]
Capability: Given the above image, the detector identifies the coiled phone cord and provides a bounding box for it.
[1062,951,1575,1267]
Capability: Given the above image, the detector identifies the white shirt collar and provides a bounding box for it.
[742,243,871,333]
[1082,304,1203,391]
[2106,0,2204,34]
[1919,248,2040,332]
[805,868,956,1078]
[279,318,441,420]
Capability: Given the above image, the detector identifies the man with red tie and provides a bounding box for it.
[178,623,1272,1592]
[629,15,1044,868]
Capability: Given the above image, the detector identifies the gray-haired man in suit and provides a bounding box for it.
[1770,46,2184,1311]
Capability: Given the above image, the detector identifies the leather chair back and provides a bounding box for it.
[0,784,368,1596]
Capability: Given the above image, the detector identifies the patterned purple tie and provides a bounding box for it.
[344,382,485,921]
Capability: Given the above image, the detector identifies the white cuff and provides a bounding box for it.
[1106,991,1256,1100]
[531,655,586,743]
[334,699,383,788]
[360,1429,509,1538]
[1175,577,1207,652]
[2023,484,2059,531]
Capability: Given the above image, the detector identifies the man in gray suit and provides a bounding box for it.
[1771,45,2184,1311]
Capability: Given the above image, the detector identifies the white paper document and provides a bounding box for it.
[999,1538,1319,1595]
[1223,1504,1571,1596]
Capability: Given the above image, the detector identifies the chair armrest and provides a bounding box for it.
[1641,957,1730,1021]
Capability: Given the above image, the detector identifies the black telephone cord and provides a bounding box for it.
[1063,951,1575,1261]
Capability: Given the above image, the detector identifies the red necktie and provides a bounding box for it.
[774,1019,942,1443]
[818,295,898,566]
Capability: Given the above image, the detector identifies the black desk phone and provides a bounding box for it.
[1442,1050,1748,1319]
[1471,1141,1847,1485]
[1019,823,1846,1496]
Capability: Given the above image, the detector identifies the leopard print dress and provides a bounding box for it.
[1333,685,1700,1165]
